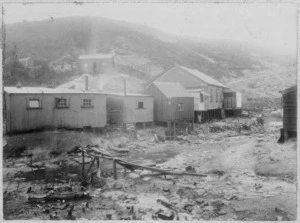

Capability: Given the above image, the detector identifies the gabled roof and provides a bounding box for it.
[4,87,104,95]
[223,88,240,93]
[177,65,226,88]
[78,54,114,60]
[150,82,192,98]
[279,85,297,95]
[145,65,226,88]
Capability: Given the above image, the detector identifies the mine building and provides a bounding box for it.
[78,54,115,74]
[3,86,107,133]
[223,89,242,117]
[144,82,194,139]
[145,65,229,122]
[106,93,154,128]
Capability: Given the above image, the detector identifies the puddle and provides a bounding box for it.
[127,145,179,164]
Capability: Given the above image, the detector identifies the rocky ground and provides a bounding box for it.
[3,111,297,220]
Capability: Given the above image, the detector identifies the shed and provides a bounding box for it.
[223,89,242,117]
[106,93,154,127]
[78,54,115,74]
[144,82,194,122]
[4,87,107,133]
[223,89,242,109]
[280,85,297,141]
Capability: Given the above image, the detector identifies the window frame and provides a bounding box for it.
[137,101,145,110]
[178,103,184,111]
[81,98,93,108]
[27,98,42,110]
[55,97,69,109]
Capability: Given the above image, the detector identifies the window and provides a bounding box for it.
[137,102,144,109]
[178,103,184,111]
[28,99,41,109]
[216,90,218,102]
[56,98,69,108]
[210,89,213,102]
[220,92,222,102]
[200,93,204,102]
[82,99,92,107]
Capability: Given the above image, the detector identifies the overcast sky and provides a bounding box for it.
[4,3,297,55]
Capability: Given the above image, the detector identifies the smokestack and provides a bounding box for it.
[85,75,88,91]
[124,80,126,96]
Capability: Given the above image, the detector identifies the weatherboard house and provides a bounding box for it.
[106,93,154,127]
[4,87,107,133]
[144,82,194,123]
[78,54,115,74]
[145,65,229,122]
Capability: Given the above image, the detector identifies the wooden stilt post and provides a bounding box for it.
[113,160,117,180]
[284,131,289,142]
[123,167,127,177]
[173,121,176,139]
[82,151,85,179]
[192,119,194,131]
[167,121,170,140]
[97,157,101,178]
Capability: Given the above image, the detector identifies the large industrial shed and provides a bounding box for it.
[106,93,154,128]
[4,87,107,133]
[146,65,228,122]
[78,54,115,74]
[279,85,297,142]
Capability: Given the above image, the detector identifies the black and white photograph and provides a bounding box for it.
[1,1,298,221]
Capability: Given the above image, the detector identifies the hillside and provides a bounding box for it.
[3,16,296,95]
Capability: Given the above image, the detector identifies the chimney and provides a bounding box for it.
[124,80,126,96]
[85,75,88,91]
[16,81,22,88]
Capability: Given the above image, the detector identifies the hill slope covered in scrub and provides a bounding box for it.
[3,16,296,95]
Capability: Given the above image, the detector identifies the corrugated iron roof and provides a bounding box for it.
[106,92,153,97]
[177,65,226,88]
[78,54,114,60]
[280,85,297,95]
[152,82,192,98]
[4,87,104,95]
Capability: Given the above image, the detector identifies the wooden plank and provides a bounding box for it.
[82,151,85,179]
[113,160,117,180]
[117,160,207,177]
[83,157,96,181]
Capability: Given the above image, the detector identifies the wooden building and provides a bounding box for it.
[280,85,297,142]
[146,65,228,122]
[4,87,107,133]
[223,89,242,117]
[106,93,154,128]
[78,54,115,74]
[145,82,194,139]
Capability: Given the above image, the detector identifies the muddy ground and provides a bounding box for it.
[3,111,297,220]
